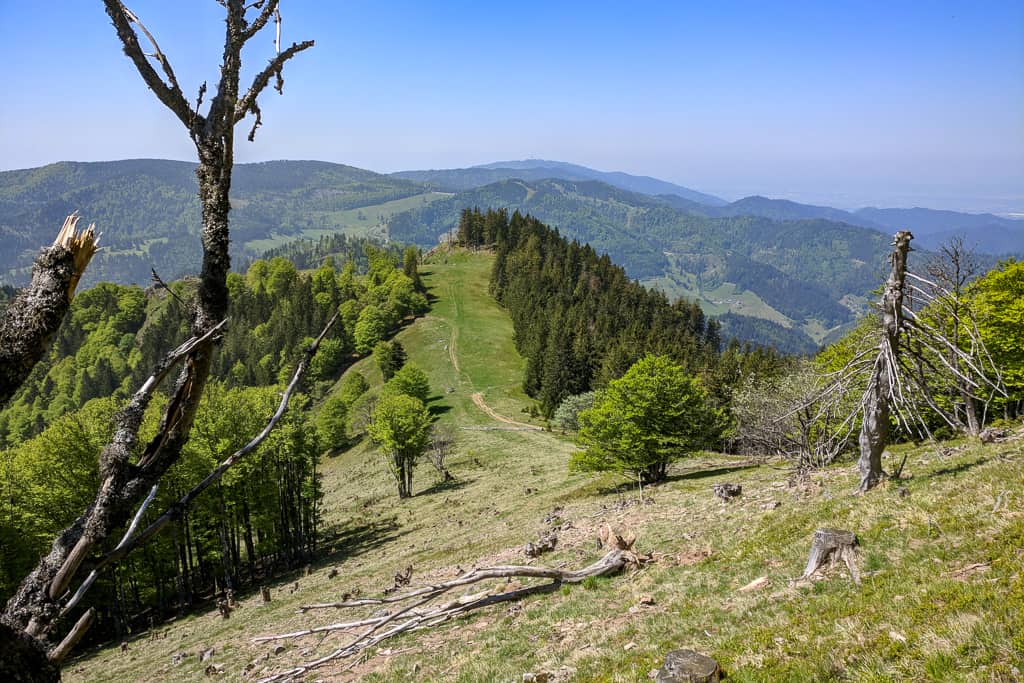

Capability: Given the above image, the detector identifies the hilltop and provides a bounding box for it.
[61,250,1024,682]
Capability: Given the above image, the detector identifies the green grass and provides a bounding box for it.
[65,251,1024,683]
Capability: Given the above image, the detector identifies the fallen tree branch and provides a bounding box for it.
[255,544,641,682]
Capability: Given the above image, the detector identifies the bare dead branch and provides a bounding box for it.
[243,0,278,40]
[103,1,196,130]
[255,548,636,682]
[46,320,227,603]
[59,484,158,617]
[46,608,94,665]
[88,312,337,574]
[234,39,315,127]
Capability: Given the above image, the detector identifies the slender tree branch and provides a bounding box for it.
[234,40,315,126]
[102,1,197,130]
[59,484,158,617]
[46,608,94,665]
[243,0,278,39]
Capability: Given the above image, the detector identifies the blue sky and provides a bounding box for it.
[1,1,1021,211]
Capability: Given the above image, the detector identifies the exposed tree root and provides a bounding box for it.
[255,534,645,683]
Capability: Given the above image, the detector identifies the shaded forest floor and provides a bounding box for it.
[66,252,1024,682]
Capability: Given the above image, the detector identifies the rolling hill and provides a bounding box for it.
[394,159,728,206]
[388,177,895,347]
[0,159,438,287]
[4,157,1017,353]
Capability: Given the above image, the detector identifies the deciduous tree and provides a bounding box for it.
[368,394,431,499]
[571,355,723,485]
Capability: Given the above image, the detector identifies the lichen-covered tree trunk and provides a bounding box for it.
[0,216,97,405]
[0,2,311,676]
[857,230,913,492]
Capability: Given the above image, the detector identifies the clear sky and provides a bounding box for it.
[1,1,1021,212]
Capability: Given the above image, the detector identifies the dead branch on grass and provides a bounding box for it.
[254,534,646,682]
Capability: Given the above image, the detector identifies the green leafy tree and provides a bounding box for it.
[571,355,723,484]
[338,371,370,407]
[307,337,347,382]
[381,363,430,404]
[316,394,349,450]
[402,245,424,291]
[354,304,387,354]
[553,391,596,432]
[367,393,431,498]
[373,340,406,381]
[971,259,1024,416]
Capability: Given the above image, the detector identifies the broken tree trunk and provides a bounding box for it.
[858,230,913,492]
[656,649,721,683]
[0,214,97,405]
[800,528,859,584]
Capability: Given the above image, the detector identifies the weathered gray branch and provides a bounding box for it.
[256,548,636,683]
[90,312,337,573]
[103,1,197,131]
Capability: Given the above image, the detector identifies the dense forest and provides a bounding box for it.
[0,241,430,645]
[455,208,788,417]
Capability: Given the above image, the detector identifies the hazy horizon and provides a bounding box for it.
[1,1,1021,213]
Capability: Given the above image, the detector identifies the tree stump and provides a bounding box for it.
[260,586,271,604]
[712,483,741,501]
[656,649,721,683]
[800,528,859,584]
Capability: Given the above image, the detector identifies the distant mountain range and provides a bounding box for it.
[394,159,728,206]
[1,158,1019,354]
[395,160,1024,257]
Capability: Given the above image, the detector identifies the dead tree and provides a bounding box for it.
[254,532,647,682]
[790,231,1004,492]
[856,231,913,491]
[0,2,312,677]
[923,236,982,435]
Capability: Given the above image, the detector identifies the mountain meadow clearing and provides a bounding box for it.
[54,251,1024,683]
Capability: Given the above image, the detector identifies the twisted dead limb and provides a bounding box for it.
[255,535,645,683]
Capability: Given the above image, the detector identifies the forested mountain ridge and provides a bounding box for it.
[0,159,432,287]
[393,158,729,206]
[394,160,1024,256]
[390,177,896,346]
[5,158,1018,352]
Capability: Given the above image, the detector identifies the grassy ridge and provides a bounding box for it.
[66,252,1024,682]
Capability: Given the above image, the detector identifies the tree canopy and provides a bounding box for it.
[368,393,431,499]
[571,355,724,483]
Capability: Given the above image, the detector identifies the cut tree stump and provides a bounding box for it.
[656,649,721,682]
[713,483,742,501]
[800,528,860,584]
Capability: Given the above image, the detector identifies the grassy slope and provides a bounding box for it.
[67,252,1024,682]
